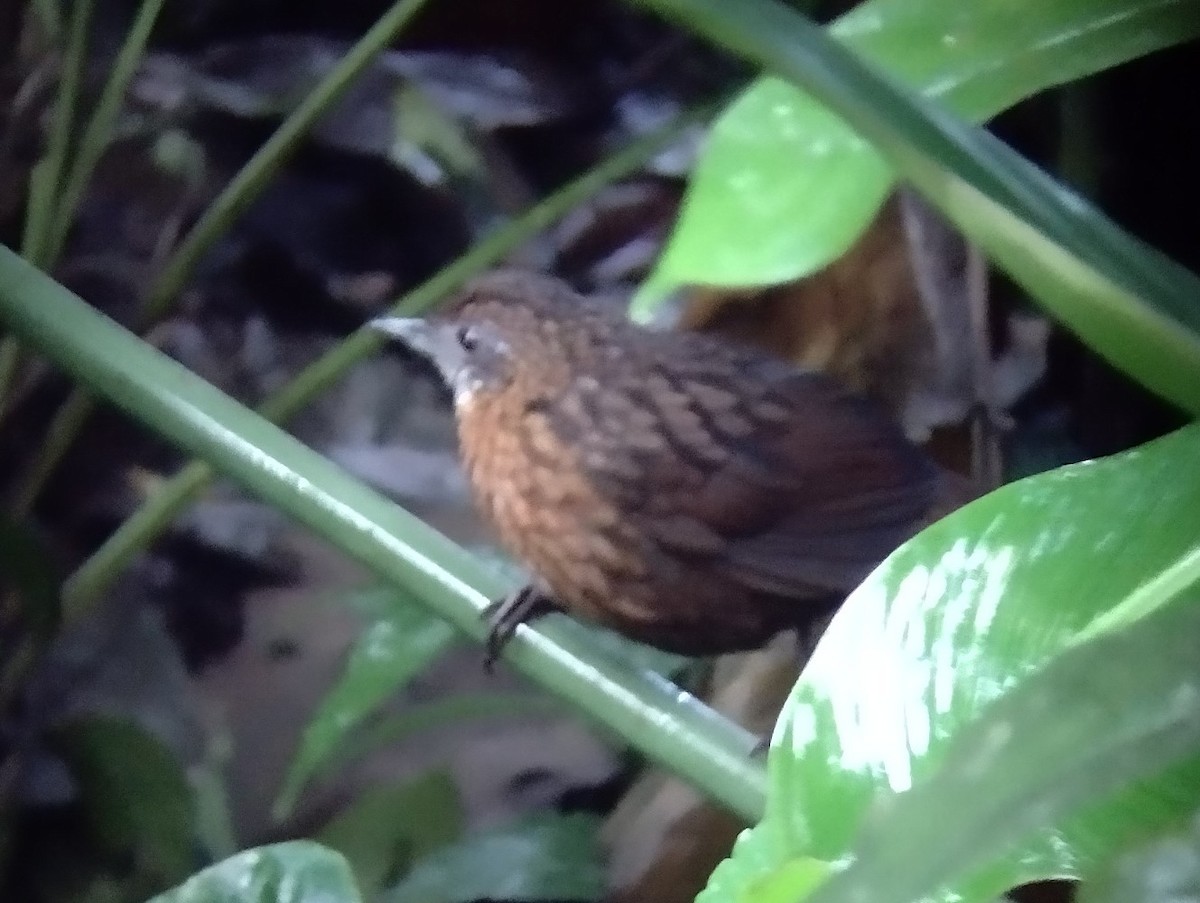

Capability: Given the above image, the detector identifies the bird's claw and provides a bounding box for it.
[481,584,552,673]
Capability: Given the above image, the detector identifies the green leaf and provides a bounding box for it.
[801,594,1200,903]
[1080,807,1200,903]
[644,0,1200,294]
[631,0,1200,415]
[190,752,238,862]
[274,585,458,820]
[707,846,834,903]
[701,422,1200,903]
[700,825,806,903]
[384,813,606,903]
[317,770,464,897]
[147,841,361,903]
[54,716,196,886]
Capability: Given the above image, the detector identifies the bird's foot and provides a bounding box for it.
[481,583,554,672]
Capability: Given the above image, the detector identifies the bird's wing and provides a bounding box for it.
[533,344,937,599]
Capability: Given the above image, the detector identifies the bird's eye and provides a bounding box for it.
[456,326,478,352]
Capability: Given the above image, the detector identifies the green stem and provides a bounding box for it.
[62,110,701,617]
[30,0,63,40]
[25,0,92,267]
[0,0,94,422]
[0,246,766,821]
[10,389,91,516]
[0,338,20,425]
[143,0,432,322]
[10,0,433,512]
[42,0,168,269]
[2,0,164,433]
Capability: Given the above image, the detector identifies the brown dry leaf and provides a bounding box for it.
[679,196,927,418]
[676,192,1049,484]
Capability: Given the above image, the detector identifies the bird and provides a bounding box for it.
[371,269,946,665]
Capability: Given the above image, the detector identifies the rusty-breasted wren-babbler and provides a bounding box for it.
[371,270,941,661]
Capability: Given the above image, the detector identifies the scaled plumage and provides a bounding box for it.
[373,270,941,658]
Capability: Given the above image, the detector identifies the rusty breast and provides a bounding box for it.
[453,320,650,623]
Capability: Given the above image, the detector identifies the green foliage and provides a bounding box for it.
[383,813,606,903]
[806,596,1199,903]
[7,0,436,517]
[1079,808,1200,903]
[42,0,168,268]
[700,424,1200,903]
[317,771,464,897]
[147,842,360,903]
[2,0,1199,901]
[0,0,164,427]
[643,0,1200,293]
[54,717,197,887]
[23,0,92,268]
[274,586,459,820]
[633,0,1200,414]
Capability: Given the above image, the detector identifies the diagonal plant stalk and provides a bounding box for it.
[61,110,702,618]
[9,0,434,514]
[29,0,63,41]
[0,0,94,423]
[1,0,166,477]
[142,0,433,323]
[0,338,21,425]
[42,0,167,269]
[26,0,92,267]
[0,245,767,822]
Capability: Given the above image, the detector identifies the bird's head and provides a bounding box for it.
[370,269,607,407]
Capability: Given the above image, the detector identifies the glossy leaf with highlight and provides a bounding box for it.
[632,0,1200,414]
[645,0,1200,294]
[274,585,458,820]
[801,593,1200,903]
[384,813,606,903]
[700,422,1200,903]
[148,841,361,903]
